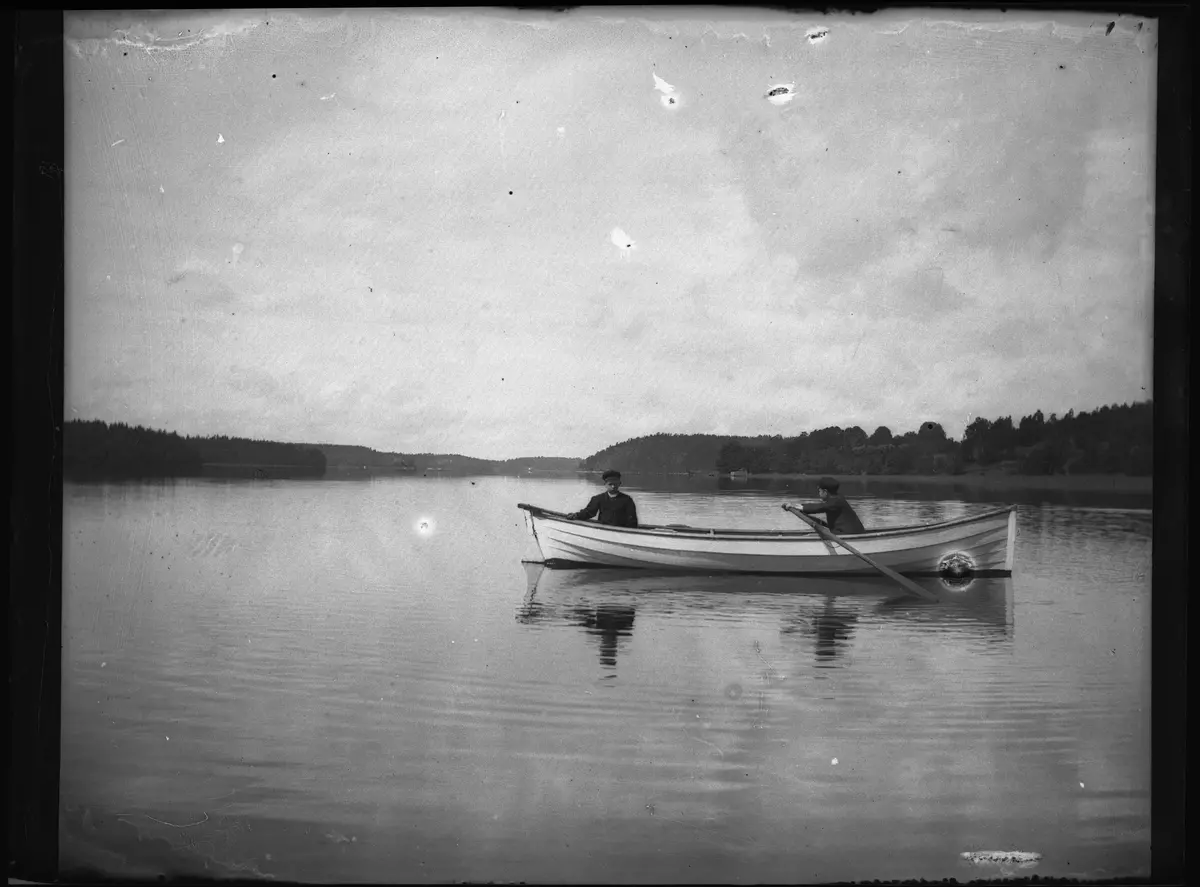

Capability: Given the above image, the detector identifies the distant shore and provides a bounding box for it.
[735,472,1152,493]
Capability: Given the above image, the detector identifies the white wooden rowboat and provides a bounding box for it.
[517,503,1017,576]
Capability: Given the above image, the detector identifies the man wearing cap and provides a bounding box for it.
[798,477,865,535]
[565,470,639,527]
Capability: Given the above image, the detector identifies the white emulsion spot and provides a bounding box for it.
[231,243,244,265]
[610,227,636,259]
[217,133,225,144]
[653,72,681,109]
[414,517,436,537]
[766,83,797,106]
[831,757,838,765]
[961,851,1042,867]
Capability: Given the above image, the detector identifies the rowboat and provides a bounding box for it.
[516,503,1017,576]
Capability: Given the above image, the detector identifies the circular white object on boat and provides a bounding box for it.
[938,551,976,581]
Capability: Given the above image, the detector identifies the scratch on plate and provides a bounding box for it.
[107,19,263,54]
[496,110,507,165]
[127,812,210,828]
[111,139,125,147]
[689,733,725,758]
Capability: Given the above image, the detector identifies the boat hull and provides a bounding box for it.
[518,504,1017,576]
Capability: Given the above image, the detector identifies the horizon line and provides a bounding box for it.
[65,397,1151,463]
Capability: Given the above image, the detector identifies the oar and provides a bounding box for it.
[782,504,938,601]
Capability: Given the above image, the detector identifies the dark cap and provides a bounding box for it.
[817,476,840,493]
[601,469,622,481]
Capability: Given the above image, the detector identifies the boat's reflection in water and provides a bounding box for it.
[565,605,637,669]
[780,598,860,668]
[517,563,1013,672]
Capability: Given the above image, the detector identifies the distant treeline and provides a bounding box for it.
[64,420,326,479]
[405,454,581,473]
[65,400,1151,482]
[315,443,416,471]
[579,401,1152,477]
[63,420,583,480]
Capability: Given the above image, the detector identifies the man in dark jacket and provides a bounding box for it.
[798,476,865,534]
[565,469,639,527]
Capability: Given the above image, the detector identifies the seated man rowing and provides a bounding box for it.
[792,476,865,535]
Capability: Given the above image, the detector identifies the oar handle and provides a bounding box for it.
[782,503,821,528]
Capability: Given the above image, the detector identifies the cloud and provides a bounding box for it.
[64,12,1154,457]
[163,262,244,307]
[726,21,1147,285]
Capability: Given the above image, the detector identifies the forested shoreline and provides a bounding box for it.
[64,400,1151,481]
[64,421,326,479]
[579,401,1152,477]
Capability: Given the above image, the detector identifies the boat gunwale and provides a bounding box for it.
[517,502,1016,540]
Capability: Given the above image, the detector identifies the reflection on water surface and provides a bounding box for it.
[62,476,1149,883]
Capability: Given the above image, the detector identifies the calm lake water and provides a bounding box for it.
[61,476,1151,883]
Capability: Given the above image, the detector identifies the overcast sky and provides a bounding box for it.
[65,9,1155,460]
